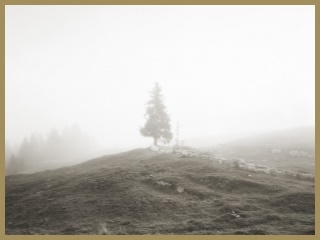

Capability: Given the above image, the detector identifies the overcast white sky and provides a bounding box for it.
[5,5,315,148]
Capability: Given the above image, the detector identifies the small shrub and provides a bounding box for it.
[269,168,278,176]
[98,222,111,235]
[232,159,245,169]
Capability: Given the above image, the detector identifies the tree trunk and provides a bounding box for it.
[153,137,158,146]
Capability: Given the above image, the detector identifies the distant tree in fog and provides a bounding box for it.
[6,154,25,175]
[5,124,95,175]
[18,138,33,161]
[62,123,93,158]
[140,82,173,146]
[5,141,12,162]
[46,128,63,159]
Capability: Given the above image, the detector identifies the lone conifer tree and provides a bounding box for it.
[140,82,173,146]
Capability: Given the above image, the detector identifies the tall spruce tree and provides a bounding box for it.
[140,82,173,146]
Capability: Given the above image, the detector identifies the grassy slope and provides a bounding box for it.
[210,127,315,173]
[214,144,315,174]
[5,149,315,235]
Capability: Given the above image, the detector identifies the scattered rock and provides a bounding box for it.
[177,187,185,193]
[149,145,173,153]
[157,181,171,187]
[231,210,240,218]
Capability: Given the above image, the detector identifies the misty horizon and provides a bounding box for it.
[5,123,315,150]
[6,5,314,149]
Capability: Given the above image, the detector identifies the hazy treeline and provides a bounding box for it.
[6,124,96,175]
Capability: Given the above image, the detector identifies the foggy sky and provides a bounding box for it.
[5,5,315,148]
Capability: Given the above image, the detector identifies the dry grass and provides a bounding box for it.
[5,148,314,235]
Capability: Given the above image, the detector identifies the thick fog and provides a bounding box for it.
[6,6,314,154]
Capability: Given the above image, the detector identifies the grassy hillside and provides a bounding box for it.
[6,148,314,235]
[209,127,315,173]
